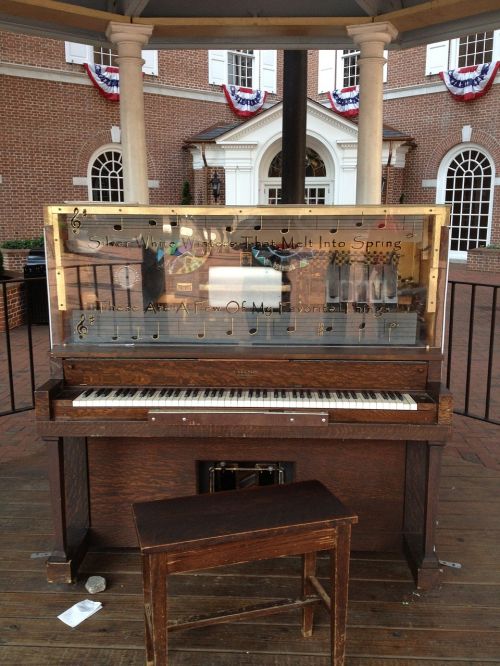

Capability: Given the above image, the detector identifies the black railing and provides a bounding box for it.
[0,275,50,416]
[1,275,499,424]
[445,281,499,425]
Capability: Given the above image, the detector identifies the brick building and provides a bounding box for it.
[0,29,499,263]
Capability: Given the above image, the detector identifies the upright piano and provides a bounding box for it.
[36,204,452,589]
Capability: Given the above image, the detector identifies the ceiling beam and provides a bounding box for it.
[1,0,129,33]
[375,0,500,32]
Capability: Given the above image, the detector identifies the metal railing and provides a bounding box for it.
[0,275,50,416]
[1,275,499,424]
[446,281,499,425]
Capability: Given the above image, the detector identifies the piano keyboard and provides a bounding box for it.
[73,387,418,411]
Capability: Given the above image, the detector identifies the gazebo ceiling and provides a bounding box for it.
[1,0,499,49]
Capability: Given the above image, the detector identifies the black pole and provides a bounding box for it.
[281,50,307,204]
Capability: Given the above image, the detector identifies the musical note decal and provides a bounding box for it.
[111,325,119,341]
[70,207,87,235]
[152,323,160,340]
[358,321,366,342]
[254,217,263,231]
[226,318,234,336]
[329,219,339,234]
[249,318,259,336]
[388,321,399,342]
[281,220,290,234]
[286,317,297,334]
[131,327,142,341]
[197,322,206,339]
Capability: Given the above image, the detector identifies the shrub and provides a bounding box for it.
[0,236,44,249]
[181,180,192,205]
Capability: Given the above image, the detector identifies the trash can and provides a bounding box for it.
[23,249,49,324]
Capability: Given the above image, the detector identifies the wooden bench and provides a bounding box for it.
[132,480,358,665]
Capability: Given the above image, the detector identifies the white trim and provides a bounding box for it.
[148,180,159,188]
[0,61,227,104]
[4,59,496,106]
[87,144,123,202]
[0,175,3,184]
[436,142,495,261]
[422,179,437,188]
[72,176,88,186]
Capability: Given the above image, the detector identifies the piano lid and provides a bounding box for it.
[43,205,449,351]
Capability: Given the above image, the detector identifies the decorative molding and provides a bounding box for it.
[72,176,87,186]
[111,125,121,143]
[422,179,437,188]
[461,125,473,143]
[495,177,500,186]
[0,61,226,105]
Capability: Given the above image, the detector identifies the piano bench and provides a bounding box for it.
[132,480,358,666]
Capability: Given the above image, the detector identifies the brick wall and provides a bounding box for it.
[0,31,499,248]
[467,247,500,273]
[0,281,25,331]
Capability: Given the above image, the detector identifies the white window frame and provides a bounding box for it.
[208,50,277,93]
[425,30,500,75]
[318,49,387,93]
[88,146,124,203]
[263,180,333,205]
[436,143,495,260]
[65,41,158,76]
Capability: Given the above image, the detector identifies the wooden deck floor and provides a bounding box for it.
[0,414,499,665]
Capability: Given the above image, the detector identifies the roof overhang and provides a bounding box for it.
[1,0,499,50]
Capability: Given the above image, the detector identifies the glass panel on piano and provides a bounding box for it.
[44,206,449,349]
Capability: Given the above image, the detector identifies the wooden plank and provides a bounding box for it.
[0,646,496,666]
[2,591,500,632]
[1,618,499,659]
[439,477,500,502]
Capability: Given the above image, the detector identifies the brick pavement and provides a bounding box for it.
[0,263,498,468]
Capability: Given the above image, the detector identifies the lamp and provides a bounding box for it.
[209,170,221,203]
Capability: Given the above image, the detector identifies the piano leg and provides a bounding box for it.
[403,441,444,590]
[45,436,90,583]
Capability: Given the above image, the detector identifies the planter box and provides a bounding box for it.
[467,247,500,273]
[1,248,30,272]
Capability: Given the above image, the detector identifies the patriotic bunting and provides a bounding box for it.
[439,62,500,101]
[328,85,359,117]
[84,64,120,101]
[222,85,266,117]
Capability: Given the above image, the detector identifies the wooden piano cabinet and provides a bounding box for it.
[44,433,443,589]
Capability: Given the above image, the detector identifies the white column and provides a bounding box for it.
[347,22,398,204]
[106,22,153,204]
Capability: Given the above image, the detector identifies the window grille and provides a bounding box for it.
[93,46,118,68]
[445,149,492,253]
[341,49,360,87]
[91,150,124,202]
[228,49,254,87]
[457,32,494,67]
[265,187,327,205]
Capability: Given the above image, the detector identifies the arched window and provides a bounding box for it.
[265,148,330,204]
[90,150,124,202]
[443,148,493,256]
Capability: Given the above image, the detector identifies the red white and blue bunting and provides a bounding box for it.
[439,62,500,101]
[84,64,120,101]
[328,85,360,117]
[222,85,267,117]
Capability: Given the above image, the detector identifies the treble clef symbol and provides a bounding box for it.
[70,207,86,235]
[70,208,81,235]
[76,314,88,339]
